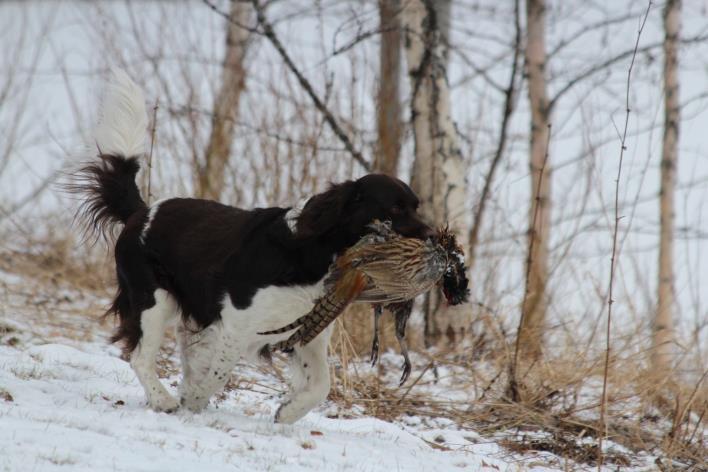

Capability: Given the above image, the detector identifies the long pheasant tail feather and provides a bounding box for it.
[295,271,367,346]
[270,332,300,352]
[258,315,308,336]
[263,270,367,352]
[257,278,357,338]
[269,296,343,351]
[297,294,348,346]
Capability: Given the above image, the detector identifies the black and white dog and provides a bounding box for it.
[75,70,433,423]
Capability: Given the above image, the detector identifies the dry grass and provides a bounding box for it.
[0,231,113,294]
[327,322,707,470]
[2,228,705,470]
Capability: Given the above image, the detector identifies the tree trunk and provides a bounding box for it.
[436,0,451,65]
[518,0,551,361]
[374,0,402,176]
[402,0,470,346]
[197,1,251,201]
[654,0,680,377]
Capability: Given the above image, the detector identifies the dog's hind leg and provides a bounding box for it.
[178,321,240,412]
[130,288,180,412]
[275,324,333,424]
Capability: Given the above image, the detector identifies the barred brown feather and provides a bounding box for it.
[260,220,448,351]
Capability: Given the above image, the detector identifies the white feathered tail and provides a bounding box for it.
[69,69,149,241]
[93,68,148,158]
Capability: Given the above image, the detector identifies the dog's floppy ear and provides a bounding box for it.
[296,180,358,238]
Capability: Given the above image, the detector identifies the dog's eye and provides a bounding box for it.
[391,204,402,215]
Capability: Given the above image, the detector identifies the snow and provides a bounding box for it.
[0,256,689,472]
[0,341,533,472]
[0,268,541,472]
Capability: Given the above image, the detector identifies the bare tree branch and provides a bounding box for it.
[202,0,259,33]
[549,31,708,112]
[213,0,372,172]
[468,0,522,272]
[548,12,640,58]
[598,2,652,468]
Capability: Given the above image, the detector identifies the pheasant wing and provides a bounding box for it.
[355,238,448,302]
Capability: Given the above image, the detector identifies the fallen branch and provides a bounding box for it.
[146,99,158,206]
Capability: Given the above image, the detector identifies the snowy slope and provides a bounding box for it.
[0,264,543,472]
[0,341,530,472]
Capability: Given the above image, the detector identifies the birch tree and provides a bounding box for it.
[197,1,251,200]
[654,0,680,378]
[374,0,402,176]
[518,0,551,360]
[402,0,470,345]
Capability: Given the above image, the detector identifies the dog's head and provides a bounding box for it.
[296,174,433,246]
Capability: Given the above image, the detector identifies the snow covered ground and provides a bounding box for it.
[0,263,673,472]
[0,342,523,472]
[0,265,551,472]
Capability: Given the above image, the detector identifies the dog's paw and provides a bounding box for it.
[180,394,209,413]
[274,400,306,424]
[149,393,180,413]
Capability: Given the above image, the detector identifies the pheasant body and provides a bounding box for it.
[259,221,447,351]
[260,221,469,385]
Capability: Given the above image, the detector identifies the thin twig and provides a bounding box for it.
[549,29,708,113]
[146,99,158,206]
[468,0,521,271]
[202,0,259,33]
[668,368,708,447]
[241,0,371,172]
[397,360,434,405]
[598,3,652,469]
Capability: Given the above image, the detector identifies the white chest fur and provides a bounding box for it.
[218,279,326,361]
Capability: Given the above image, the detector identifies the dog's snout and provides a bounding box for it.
[397,221,435,240]
[421,225,436,239]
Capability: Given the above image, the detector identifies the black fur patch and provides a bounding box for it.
[73,159,432,354]
[67,154,147,243]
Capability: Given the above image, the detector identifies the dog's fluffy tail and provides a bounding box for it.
[71,69,149,241]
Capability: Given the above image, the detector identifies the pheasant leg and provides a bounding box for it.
[370,304,383,366]
[392,301,414,386]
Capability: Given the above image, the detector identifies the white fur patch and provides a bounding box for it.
[140,198,168,244]
[284,197,309,234]
[130,289,179,412]
[132,278,333,421]
[219,279,325,358]
[94,68,148,158]
[177,279,332,422]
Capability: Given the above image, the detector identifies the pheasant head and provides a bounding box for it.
[435,226,470,306]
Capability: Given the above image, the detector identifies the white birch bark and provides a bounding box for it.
[654,0,680,377]
[518,0,551,360]
[402,0,470,344]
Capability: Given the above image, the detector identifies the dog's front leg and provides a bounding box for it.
[275,325,333,424]
[178,322,238,412]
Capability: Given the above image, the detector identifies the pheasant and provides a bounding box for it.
[368,226,469,385]
[258,221,447,352]
[259,221,469,385]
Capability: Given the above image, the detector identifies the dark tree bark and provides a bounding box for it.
[374,0,402,176]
